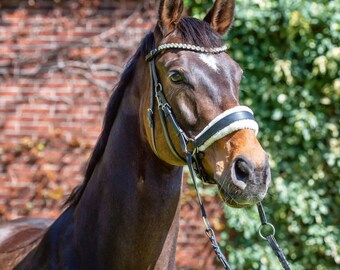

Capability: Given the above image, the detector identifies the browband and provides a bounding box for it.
[146,43,227,61]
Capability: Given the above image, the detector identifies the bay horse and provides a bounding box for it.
[0,0,271,269]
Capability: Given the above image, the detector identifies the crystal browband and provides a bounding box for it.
[146,43,227,61]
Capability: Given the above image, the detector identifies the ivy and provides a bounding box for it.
[185,0,339,269]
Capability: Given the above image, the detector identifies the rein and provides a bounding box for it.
[146,42,291,270]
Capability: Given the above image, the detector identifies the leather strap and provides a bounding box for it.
[194,111,255,149]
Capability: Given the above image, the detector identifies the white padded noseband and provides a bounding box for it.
[194,106,259,152]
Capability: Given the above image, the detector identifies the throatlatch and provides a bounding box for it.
[146,41,291,270]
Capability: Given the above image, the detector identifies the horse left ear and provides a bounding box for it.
[158,0,184,37]
[204,0,235,35]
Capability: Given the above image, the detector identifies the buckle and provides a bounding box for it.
[145,49,158,61]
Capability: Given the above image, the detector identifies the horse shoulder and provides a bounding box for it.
[0,218,53,270]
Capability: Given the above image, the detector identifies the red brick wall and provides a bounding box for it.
[0,1,226,269]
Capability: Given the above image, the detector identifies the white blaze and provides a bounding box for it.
[199,54,219,72]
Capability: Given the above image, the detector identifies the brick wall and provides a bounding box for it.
[0,1,226,269]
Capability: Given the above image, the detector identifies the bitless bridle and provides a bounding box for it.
[146,42,292,270]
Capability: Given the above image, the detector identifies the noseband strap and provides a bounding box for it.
[194,106,258,152]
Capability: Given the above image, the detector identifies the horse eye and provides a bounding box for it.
[169,71,184,83]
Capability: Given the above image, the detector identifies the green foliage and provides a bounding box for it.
[185,0,339,269]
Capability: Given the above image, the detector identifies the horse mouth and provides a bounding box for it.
[216,181,268,208]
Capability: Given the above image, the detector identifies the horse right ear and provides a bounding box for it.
[204,0,235,35]
[158,0,184,37]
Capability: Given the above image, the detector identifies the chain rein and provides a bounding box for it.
[146,42,291,270]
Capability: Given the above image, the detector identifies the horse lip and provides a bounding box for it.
[198,163,268,206]
[219,191,255,208]
[220,190,265,208]
[215,177,268,208]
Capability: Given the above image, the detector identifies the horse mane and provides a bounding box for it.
[64,17,223,208]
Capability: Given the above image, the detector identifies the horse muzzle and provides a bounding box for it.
[212,151,271,208]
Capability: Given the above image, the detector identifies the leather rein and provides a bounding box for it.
[145,42,292,270]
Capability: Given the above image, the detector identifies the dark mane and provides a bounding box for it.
[64,17,223,208]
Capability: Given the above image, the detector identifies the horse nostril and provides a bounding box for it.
[234,158,251,183]
[231,157,255,190]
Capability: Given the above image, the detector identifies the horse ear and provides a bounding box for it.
[158,0,184,37]
[204,0,235,35]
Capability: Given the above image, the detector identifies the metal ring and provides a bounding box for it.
[258,223,275,240]
[155,83,162,92]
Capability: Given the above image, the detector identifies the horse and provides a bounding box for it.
[0,0,271,269]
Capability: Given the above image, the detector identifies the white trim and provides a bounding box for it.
[195,106,254,140]
[197,119,259,152]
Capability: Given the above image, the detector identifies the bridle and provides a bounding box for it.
[146,42,258,165]
[146,43,258,185]
[146,41,292,270]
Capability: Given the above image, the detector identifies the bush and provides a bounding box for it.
[184,0,339,269]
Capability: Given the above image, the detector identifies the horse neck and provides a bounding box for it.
[73,57,183,269]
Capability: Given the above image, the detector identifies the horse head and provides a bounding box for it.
[142,0,271,208]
